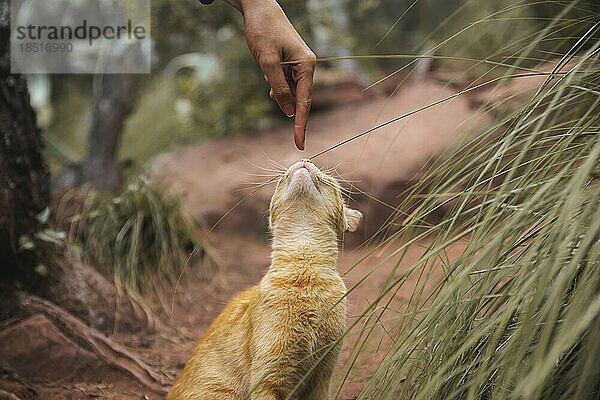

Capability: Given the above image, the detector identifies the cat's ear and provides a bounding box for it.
[344,207,362,232]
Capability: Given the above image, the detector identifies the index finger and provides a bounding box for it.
[293,69,314,150]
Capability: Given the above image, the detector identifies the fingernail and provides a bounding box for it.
[294,133,303,150]
[297,131,305,150]
[283,104,295,117]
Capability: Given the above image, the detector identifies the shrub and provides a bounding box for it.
[60,176,206,299]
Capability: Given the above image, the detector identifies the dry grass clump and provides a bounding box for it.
[58,176,207,300]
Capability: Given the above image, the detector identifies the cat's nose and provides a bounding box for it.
[301,159,312,167]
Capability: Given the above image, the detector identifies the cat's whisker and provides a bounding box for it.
[243,172,283,179]
[319,179,353,196]
[249,167,285,174]
[322,161,345,176]
[241,154,286,175]
[261,152,287,172]
[328,170,358,182]
[239,179,278,187]
[238,175,281,187]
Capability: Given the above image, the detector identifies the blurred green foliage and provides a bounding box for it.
[433,0,600,70]
[119,78,198,169]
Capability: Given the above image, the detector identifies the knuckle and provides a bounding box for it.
[261,54,281,68]
[294,122,307,132]
[298,97,312,109]
[272,85,291,98]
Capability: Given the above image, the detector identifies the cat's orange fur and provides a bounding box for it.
[168,160,362,400]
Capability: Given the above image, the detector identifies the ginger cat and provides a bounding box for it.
[168,159,362,400]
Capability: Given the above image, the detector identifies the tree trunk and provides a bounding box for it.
[0,2,51,283]
[80,74,135,192]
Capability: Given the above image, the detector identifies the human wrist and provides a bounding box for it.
[224,0,282,17]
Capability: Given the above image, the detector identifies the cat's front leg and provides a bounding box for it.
[248,351,298,400]
[299,341,341,400]
[248,314,306,399]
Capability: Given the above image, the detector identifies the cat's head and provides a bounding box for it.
[269,159,362,236]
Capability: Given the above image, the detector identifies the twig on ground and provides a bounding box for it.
[15,291,172,394]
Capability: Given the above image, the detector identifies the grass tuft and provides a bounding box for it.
[58,176,208,300]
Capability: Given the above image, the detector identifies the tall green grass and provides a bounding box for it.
[327,2,600,399]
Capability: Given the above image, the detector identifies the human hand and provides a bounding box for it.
[234,0,316,150]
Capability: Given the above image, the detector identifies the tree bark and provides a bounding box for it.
[80,74,135,192]
[0,2,51,282]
